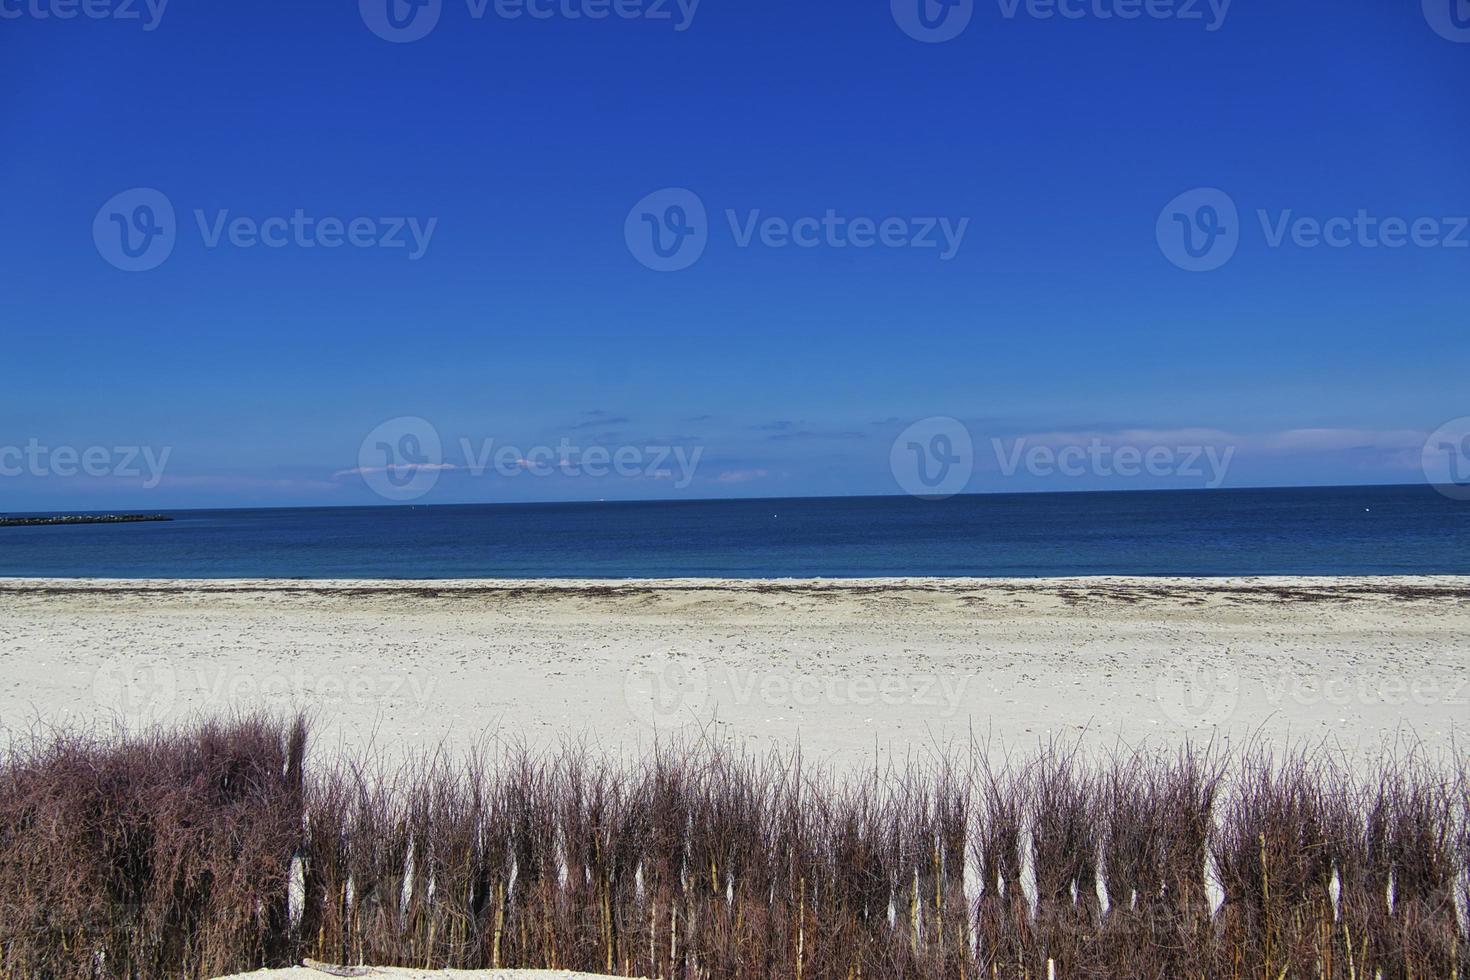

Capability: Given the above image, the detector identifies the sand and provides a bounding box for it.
[217,969,637,980]
[1,576,1466,769]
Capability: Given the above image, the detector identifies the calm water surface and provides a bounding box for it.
[1,485,1466,579]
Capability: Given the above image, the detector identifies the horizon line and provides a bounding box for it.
[0,480,1445,518]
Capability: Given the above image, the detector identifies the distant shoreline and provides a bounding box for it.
[1,573,1468,593]
[0,514,171,528]
[1,574,1469,602]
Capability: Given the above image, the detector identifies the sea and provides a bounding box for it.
[1,485,1466,579]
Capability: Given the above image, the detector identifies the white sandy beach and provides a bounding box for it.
[217,970,641,980]
[1,576,1465,768]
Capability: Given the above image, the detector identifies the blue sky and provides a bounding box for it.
[2,0,1467,509]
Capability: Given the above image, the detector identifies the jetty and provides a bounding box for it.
[0,514,172,528]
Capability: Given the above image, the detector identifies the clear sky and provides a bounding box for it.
[2,0,1467,510]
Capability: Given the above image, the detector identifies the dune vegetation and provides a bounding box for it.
[0,715,1465,979]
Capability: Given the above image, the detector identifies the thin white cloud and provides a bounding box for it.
[716,468,771,483]
[152,475,345,492]
[1259,428,1425,453]
[1000,426,1425,455]
[332,463,460,479]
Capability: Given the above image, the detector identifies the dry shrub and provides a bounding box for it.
[0,716,1465,979]
[0,714,305,979]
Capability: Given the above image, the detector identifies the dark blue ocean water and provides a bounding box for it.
[1,485,1466,579]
